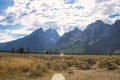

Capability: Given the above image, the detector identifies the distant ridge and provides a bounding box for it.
[50,20,120,54]
[0,28,60,52]
[0,20,120,54]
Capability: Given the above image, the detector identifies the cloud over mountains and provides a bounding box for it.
[0,0,120,42]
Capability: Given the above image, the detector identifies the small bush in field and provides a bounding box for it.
[7,67,17,74]
[67,70,74,74]
[75,61,91,70]
[29,63,48,78]
[97,59,118,70]
[19,66,30,73]
[50,61,67,71]
[85,58,96,65]
[107,63,118,70]
[111,58,120,65]
[66,60,75,67]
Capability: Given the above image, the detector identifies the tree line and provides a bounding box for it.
[11,47,30,54]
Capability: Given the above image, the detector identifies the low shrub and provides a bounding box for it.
[97,59,118,70]
[75,61,91,70]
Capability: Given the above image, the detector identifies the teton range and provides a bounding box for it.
[0,20,120,54]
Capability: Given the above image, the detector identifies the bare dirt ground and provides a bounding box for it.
[51,73,65,80]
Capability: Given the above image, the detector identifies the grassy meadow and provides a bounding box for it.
[0,52,120,80]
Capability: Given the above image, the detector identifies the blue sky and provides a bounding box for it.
[0,0,120,42]
[0,0,14,15]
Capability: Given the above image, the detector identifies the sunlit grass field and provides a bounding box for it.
[0,52,120,80]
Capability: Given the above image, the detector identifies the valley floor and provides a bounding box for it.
[0,52,119,80]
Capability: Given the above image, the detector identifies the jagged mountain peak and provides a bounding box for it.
[45,28,60,44]
[55,27,83,46]
[0,27,60,52]
[95,20,104,24]
[0,19,120,54]
[32,28,44,34]
[73,27,80,32]
[113,20,120,27]
[35,28,43,32]
[45,28,58,34]
[28,28,44,37]
[46,28,53,32]
[86,20,111,31]
[115,19,120,23]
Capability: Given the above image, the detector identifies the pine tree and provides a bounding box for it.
[27,48,30,53]
[17,48,20,53]
[20,47,24,54]
[45,50,49,54]
[11,48,15,54]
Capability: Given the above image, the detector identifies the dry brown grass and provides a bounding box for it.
[64,67,120,80]
[0,53,119,80]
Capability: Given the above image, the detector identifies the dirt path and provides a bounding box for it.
[51,73,65,80]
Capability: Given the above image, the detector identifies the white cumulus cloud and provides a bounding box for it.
[0,0,120,42]
[0,32,15,43]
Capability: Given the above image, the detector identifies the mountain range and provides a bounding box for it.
[50,20,120,54]
[0,20,120,54]
[0,28,60,52]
